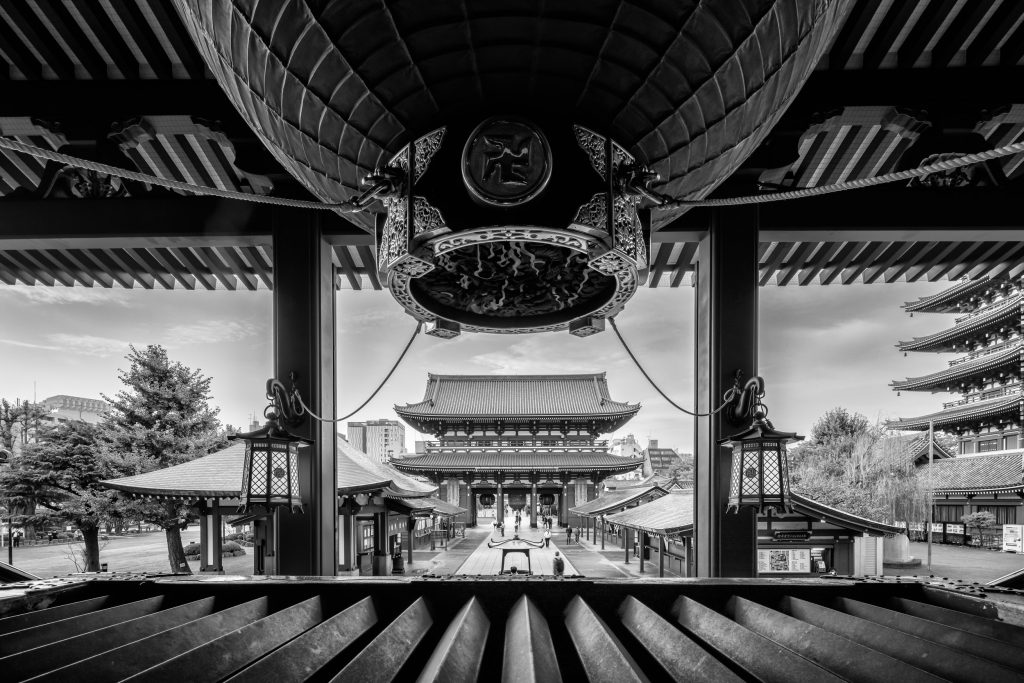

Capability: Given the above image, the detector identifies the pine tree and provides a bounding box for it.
[0,421,120,571]
[100,345,222,574]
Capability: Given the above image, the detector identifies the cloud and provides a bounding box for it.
[0,338,62,352]
[163,320,260,345]
[45,333,131,357]
[469,335,627,375]
[0,285,132,306]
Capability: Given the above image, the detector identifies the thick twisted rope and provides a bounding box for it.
[6,135,1022,212]
[648,140,1024,208]
[294,322,422,424]
[609,317,736,417]
[0,136,372,212]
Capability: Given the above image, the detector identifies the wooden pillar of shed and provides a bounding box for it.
[601,515,605,550]
[272,211,338,576]
[659,536,665,577]
[694,208,759,577]
[639,531,645,573]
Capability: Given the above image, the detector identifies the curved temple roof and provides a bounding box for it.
[888,394,1022,432]
[917,452,1024,494]
[896,295,1022,352]
[570,484,667,516]
[602,491,901,536]
[102,437,435,500]
[902,277,998,314]
[395,373,640,420]
[891,344,1022,393]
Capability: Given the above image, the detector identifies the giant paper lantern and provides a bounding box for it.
[175,1,846,335]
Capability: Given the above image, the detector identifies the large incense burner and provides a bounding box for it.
[376,120,649,336]
[175,0,846,335]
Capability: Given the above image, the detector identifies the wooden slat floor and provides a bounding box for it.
[1,577,1022,682]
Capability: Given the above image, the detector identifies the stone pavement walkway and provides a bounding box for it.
[455,521,578,576]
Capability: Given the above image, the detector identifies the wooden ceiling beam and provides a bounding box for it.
[775,242,814,286]
[861,1,919,70]
[356,245,381,290]
[194,246,237,290]
[1,2,75,80]
[841,241,889,284]
[175,247,218,290]
[861,242,914,284]
[64,248,114,288]
[931,1,992,68]
[0,251,36,285]
[0,17,41,80]
[758,242,792,286]
[107,1,171,79]
[976,242,1024,279]
[95,248,140,288]
[334,246,362,290]
[148,247,194,290]
[216,246,258,291]
[898,0,959,68]
[968,1,1024,67]
[41,248,95,287]
[946,242,1007,281]
[71,0,138,79]
[882,241,935,283]
[827,0,882,70]
[818,242,864,285]
[132,248,177,289]
[243,246,273,289]
[797,242,841,285]
[905,242,962,282]
[33,0,106,80]
[142,0,206,80]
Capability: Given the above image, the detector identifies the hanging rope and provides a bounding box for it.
[645,139,1024,208]
[0,136,382,212]
[608,317,736,417]
[294,321,423,424]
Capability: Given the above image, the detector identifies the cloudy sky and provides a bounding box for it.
[0,277,952,452]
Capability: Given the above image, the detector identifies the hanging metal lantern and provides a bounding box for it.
[176,0,846,336]
[230,379,310,513]
[540,493,555,506]
[508,493,527,510]
[479,493,496,507]
[719,406,802,515]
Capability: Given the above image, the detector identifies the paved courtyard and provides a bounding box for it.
[8,526,1023,584]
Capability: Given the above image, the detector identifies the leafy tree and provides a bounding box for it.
[0,421,121,571]
[789,408,928,528]
[961,511,997,546]
[100,345,222,574]
[0,399,17,456]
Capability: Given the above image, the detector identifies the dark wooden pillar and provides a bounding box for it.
[659,536,665,577]
[272,212,338,576]
[639,531,645,573]
[601,515,605,550]
[694,207,759,577]
[496,479,504,526]
[530,481,537,528]
[372,510,388,575]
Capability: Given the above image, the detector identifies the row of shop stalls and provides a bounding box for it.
[571,482,902,578]
[101,438,466,576]
[914,450,1024,551]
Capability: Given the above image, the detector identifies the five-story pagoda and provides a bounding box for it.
[392,374,642,528]
[890,276,1023,454]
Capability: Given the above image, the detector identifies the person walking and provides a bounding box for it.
[553,551,565,578]
[574,528,580,544]
[565,525,572,544]
[543,528,551,548]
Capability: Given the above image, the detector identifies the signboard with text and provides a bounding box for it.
[758,548,811,573]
